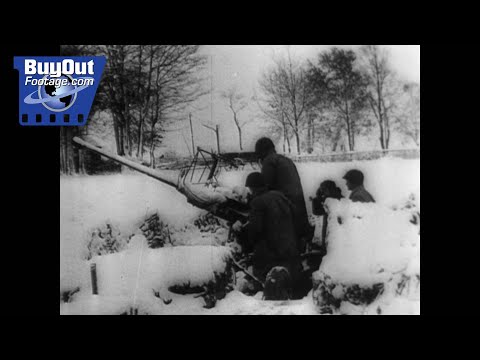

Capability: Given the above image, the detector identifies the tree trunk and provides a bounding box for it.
[123,113,132,157]
[79,148,86,174]
[77,127,86,174]
[150,142,156,168]
[126,117,132,157]
[377,83,385,150]
[294,117,300,155]
[311,116,315,152]
[307,116,312,153]
[344,99,353,152]
[140,121,144,159]
[112,114,123,156]
[295,130,300,155]
[118,124,125,156]
[136,45,144,160]
[350,120,355,151]
[237,125,243,151]
[385,115,390,149]
[345,116,352,152]
[136,120,144,159]
[378,114,385,150]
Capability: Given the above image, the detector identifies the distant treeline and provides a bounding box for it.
[59,45,419,175]
[60,45,206,174]
[256,46,419,155]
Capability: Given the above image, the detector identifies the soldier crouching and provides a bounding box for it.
[237,172,302,300]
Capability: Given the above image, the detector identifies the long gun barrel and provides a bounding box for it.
[72,137,249,223]
[73,137,179,188]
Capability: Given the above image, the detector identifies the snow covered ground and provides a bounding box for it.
[60,157,419,315]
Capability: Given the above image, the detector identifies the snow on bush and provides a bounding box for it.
[86,222,131,259]
[96,236,232,297]
[60,174,204,294]
[312,199,420,314]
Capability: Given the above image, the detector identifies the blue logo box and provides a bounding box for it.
[13,56,106,126]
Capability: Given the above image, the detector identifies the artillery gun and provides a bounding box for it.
[73,137,321,297]
[73,137,255,223]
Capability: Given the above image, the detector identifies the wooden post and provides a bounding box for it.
[215,124,220,154]
[189,113,195,157]
[90,263,98,295]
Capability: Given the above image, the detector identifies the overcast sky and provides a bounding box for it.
[163,45,420,155]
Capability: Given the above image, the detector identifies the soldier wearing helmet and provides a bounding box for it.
[254,137,313,253]
[342,169,375,203]
[243,172,302,300]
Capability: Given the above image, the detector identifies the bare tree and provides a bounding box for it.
[85,45,206,165]
[144,45,207,167]
[258,48,311,154]
[94,45,139,156]
[133,45,157,160]
[59,45,94,174]
[255,79,292,154]
[221,86,250,150]
[359,45,398,149]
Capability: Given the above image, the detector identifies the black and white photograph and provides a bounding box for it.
[59,45,420,315]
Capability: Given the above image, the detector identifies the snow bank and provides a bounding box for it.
[207,290,319,315]
[319,199,419,286]
[60,174,204,294]
[312,199,420,314]
[61,235,232,315]
[95,236,232,297]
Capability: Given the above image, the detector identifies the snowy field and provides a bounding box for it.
[60,157,420,315]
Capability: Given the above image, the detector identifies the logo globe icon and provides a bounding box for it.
[39,74,77,112]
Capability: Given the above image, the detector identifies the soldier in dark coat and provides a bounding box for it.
[343,169,375,203]
[244,172,302,299]
[254,138,313,253]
